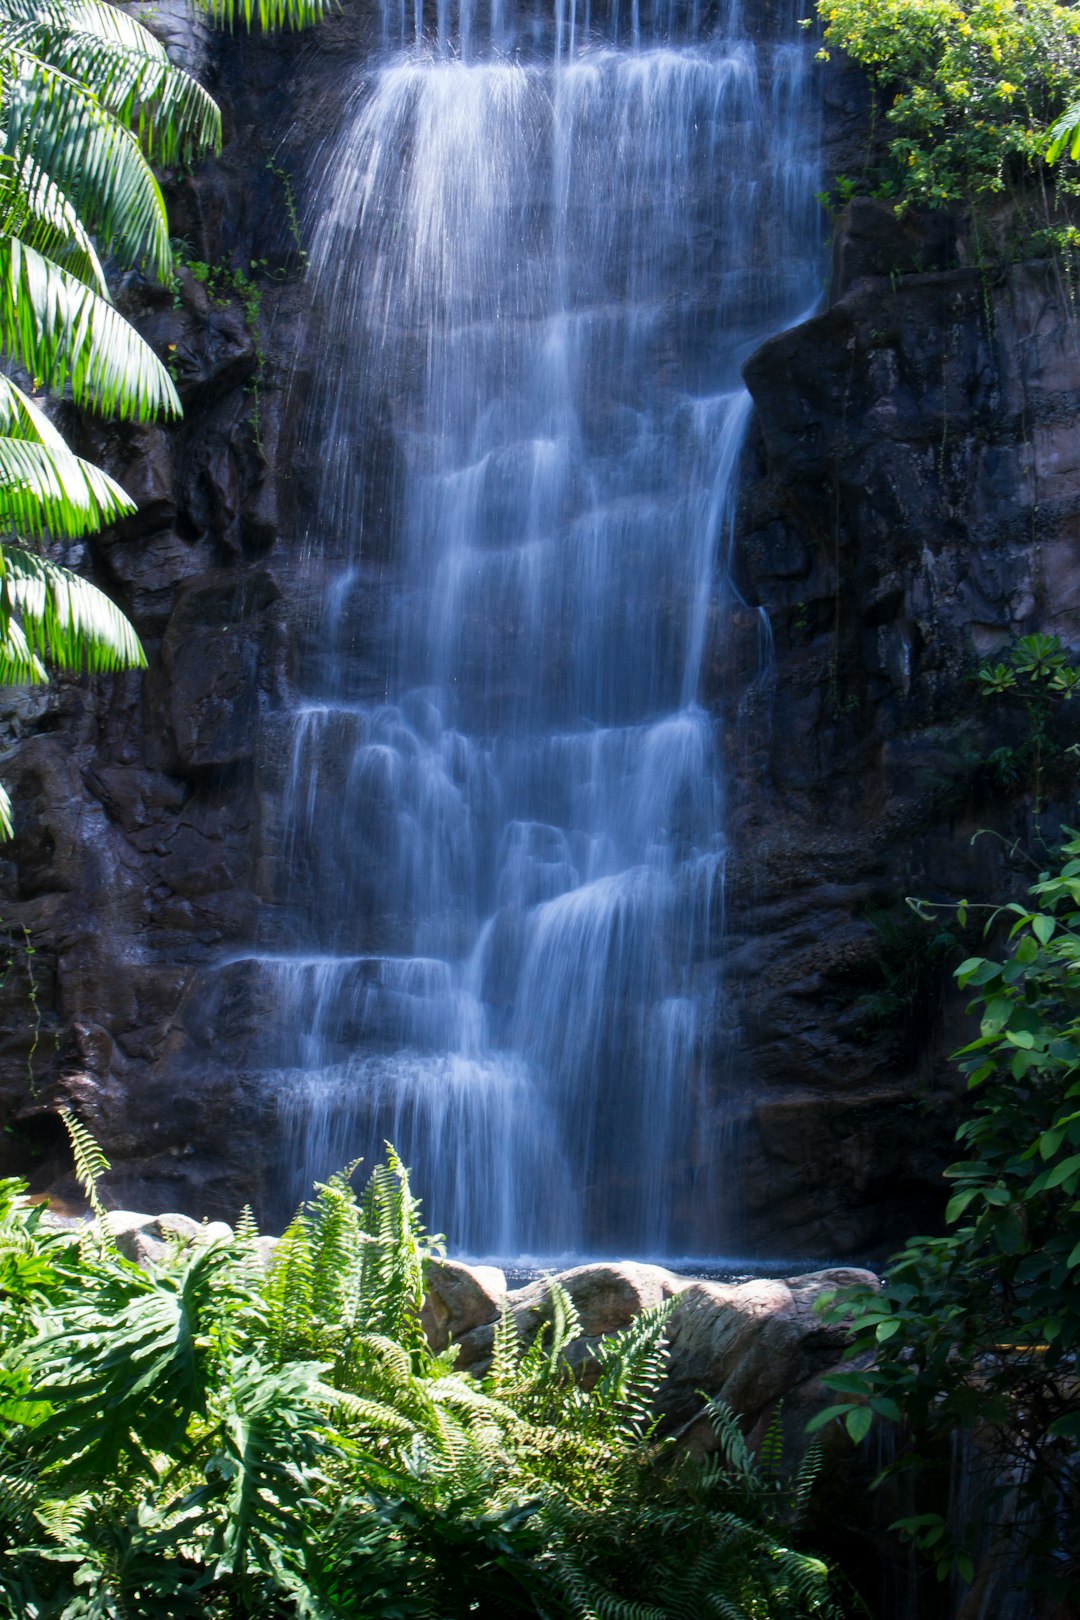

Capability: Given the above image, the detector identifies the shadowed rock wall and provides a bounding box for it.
[720,197,1080,1252]
[0,15,1076,1256]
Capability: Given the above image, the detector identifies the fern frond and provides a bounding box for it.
[792,1438,823,1525]
[757,1404,784,1482]
[485,1300,521,1394]
[703,1398,754,1479]
[261,1206,315,1357]
[355,1147,432,1356]
[0,1467,38,1529]
[58,1108,108,1220]
[312,1381,418,1439]
[33,1490,94,1541]
[587,1299,675,1440]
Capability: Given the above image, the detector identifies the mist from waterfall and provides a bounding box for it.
[244,0,822,1257]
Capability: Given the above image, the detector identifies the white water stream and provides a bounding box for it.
[243,0,822,1255]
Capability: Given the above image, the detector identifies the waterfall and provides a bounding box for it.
[241,0,822,1256]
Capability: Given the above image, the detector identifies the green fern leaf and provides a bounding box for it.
[58,1108,108,1219]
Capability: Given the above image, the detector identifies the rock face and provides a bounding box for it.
[0,15,1074,1257]
[716,194,1080,1252]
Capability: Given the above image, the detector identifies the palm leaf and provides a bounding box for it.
[0,153,108,292]
[0,434,132,535]
[4,0,222,166]
[2,47,171,277]
[0,612,45,682]
[0,371,136,537]
[2,543,145,672]
[0,236,179,418]
[192,0,339,34]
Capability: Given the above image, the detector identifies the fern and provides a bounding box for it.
[0,1141,848,1618]
[354,1145,434,1357]
[58,1108,108,1223]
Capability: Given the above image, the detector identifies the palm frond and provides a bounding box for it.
[0,612,46,682]
[0,237,179,418]
[0,153,108,292]
[0,433,132,536]
[2,47,171,277]
[192,0,340,34]
[3,543,145,673]
[0,372,135,537]
[10,0,222,167]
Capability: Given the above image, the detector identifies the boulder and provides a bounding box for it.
[454,1261,689,1371]
[103,1209,234,1265]
[661,1267,880,1440]
[422,1257,507,1353]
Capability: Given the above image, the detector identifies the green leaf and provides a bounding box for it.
[845,1406,873,1444]
[1,45,173,277]
[10,0,223,166]
[1043,1153,1080,1191]
[0,373,134,537]
[1032,914,1055,945]
[0,236,179,419]
[3,544,145,673]
[192,0,340,31]
[946,1188,980,1223]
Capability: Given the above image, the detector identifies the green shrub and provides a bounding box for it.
[815,0,1080,204]
[812,836,1080,1601]
[0,1144,848,1618]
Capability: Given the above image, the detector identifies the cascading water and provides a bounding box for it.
[239,0,822,1256]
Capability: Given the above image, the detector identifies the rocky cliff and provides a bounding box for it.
[0,10,1075,1257]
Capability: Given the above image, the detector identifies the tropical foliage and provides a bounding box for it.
[810,838,1080,1602]
[0,1138,847,1618]
[814,0,1080,205]
[0,0,333,836]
